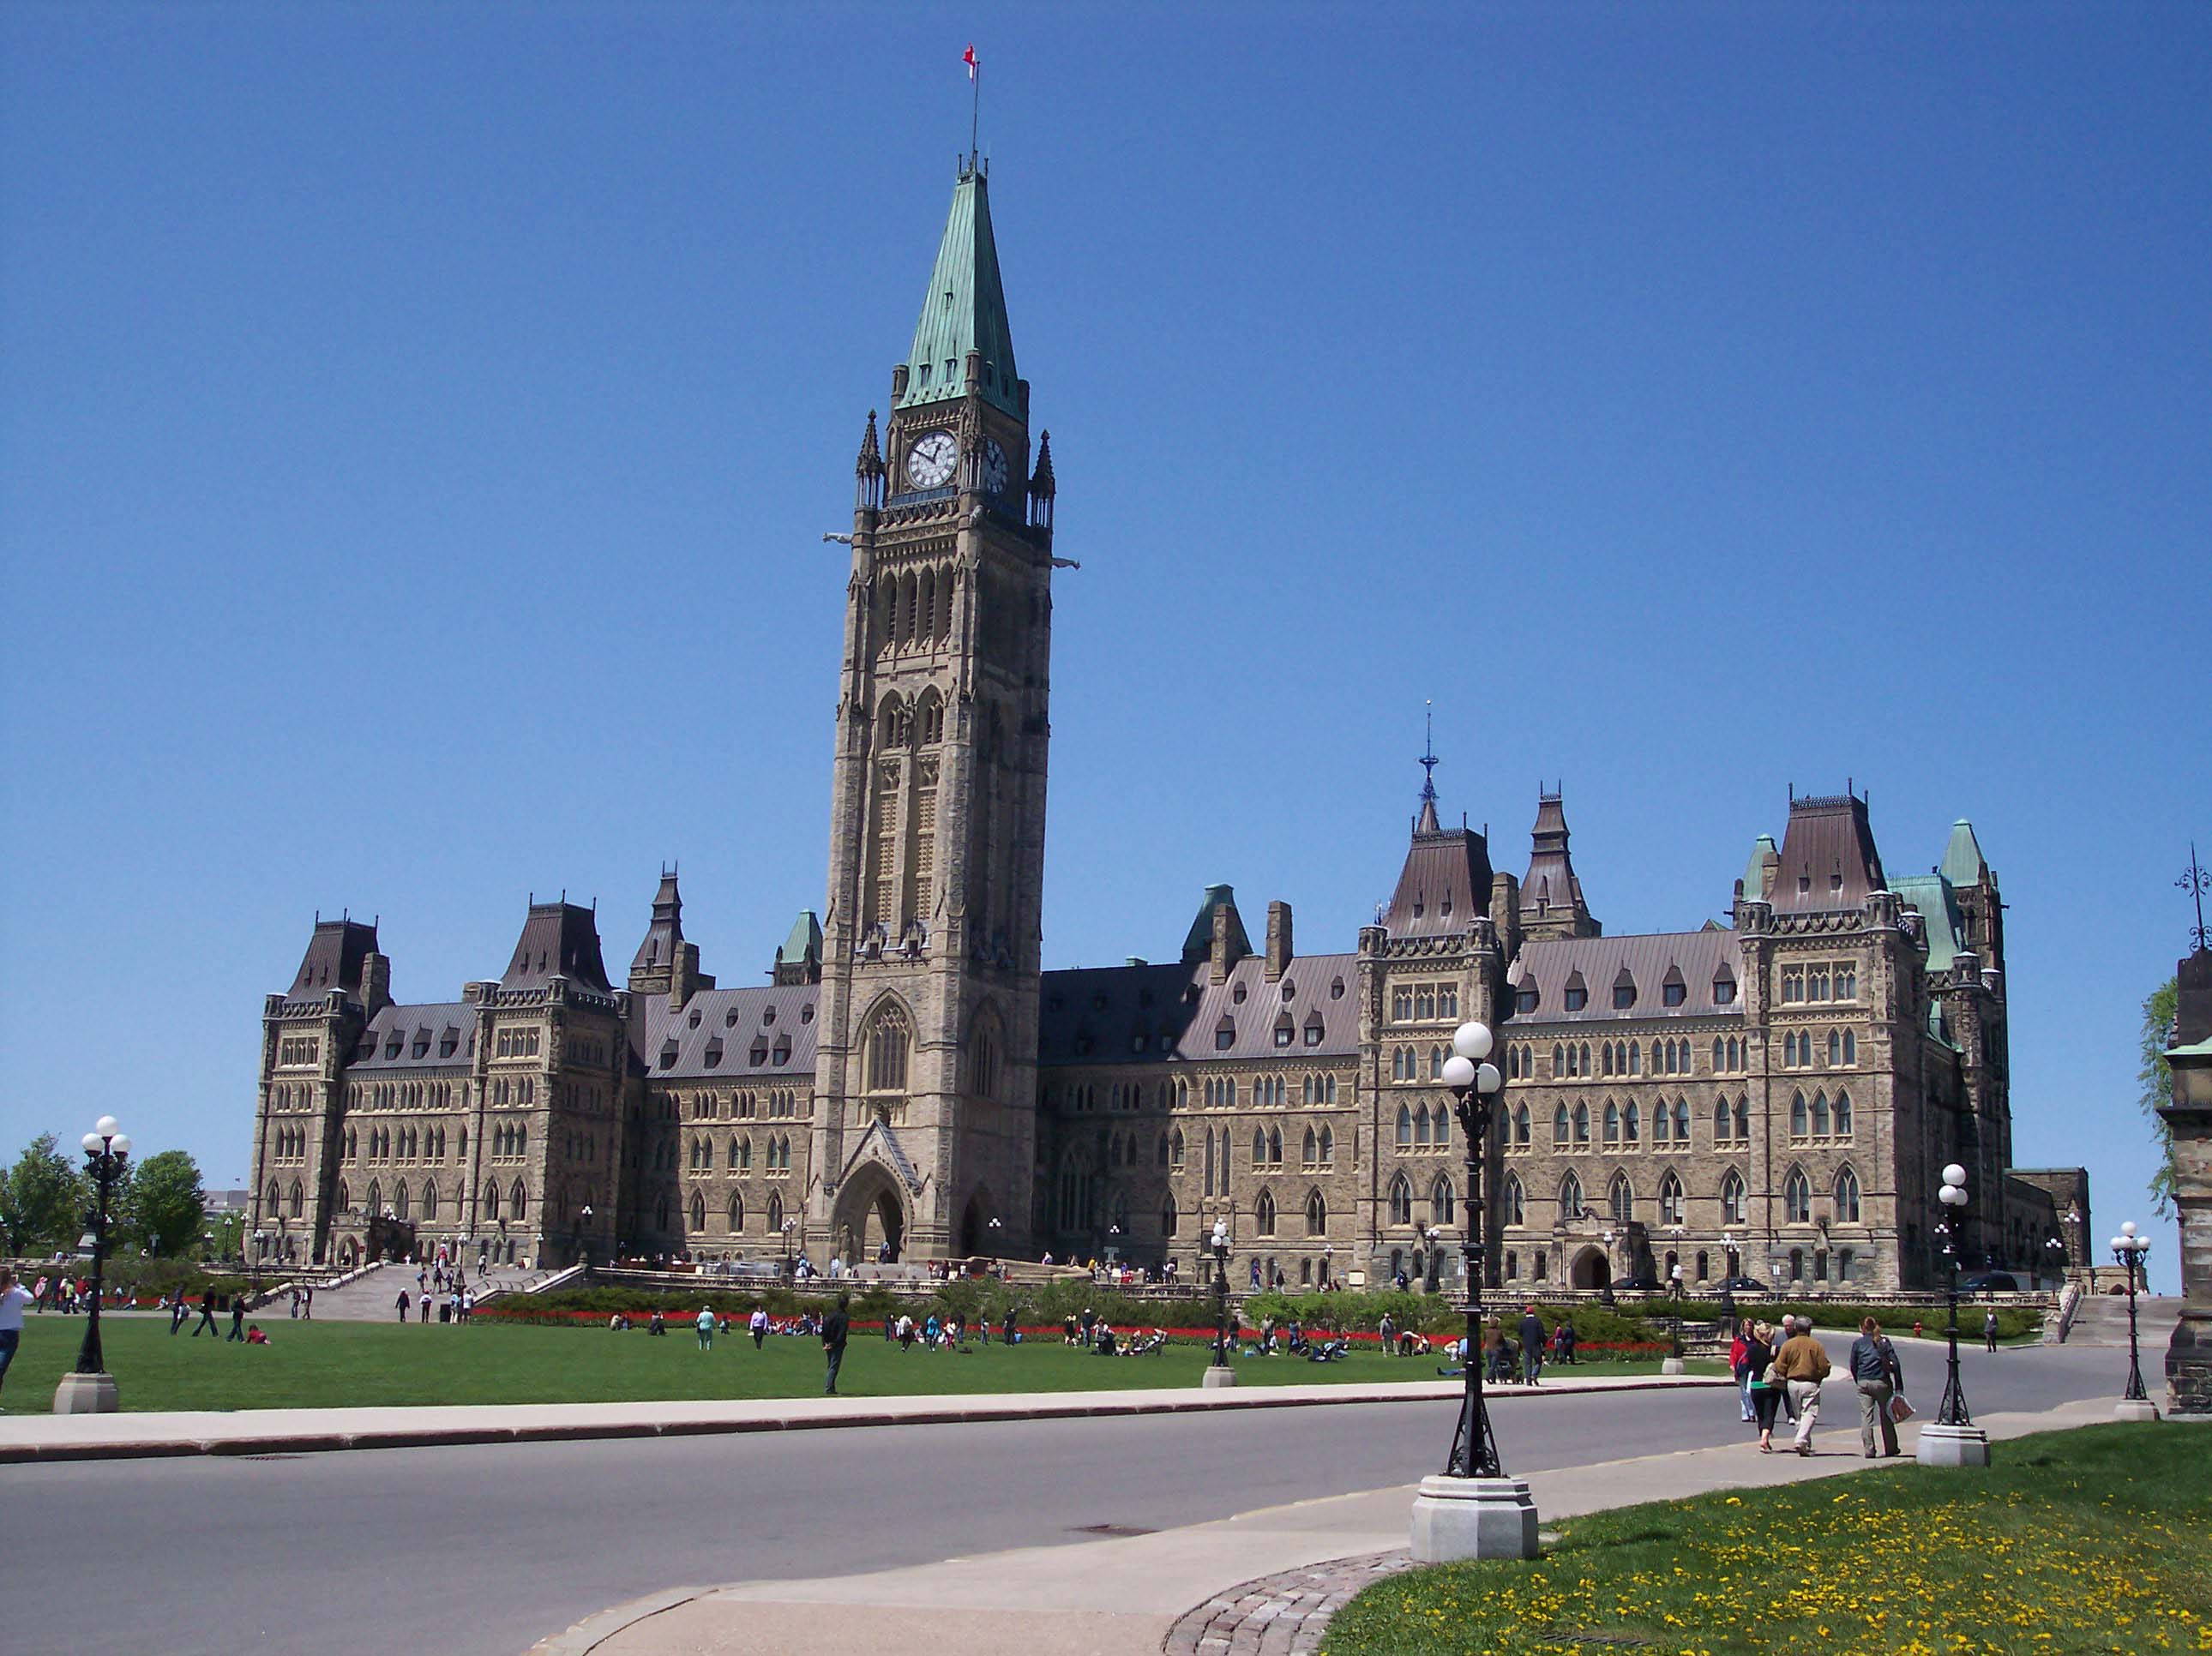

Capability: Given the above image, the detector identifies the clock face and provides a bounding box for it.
[905,430,958,489]
[982,439,1011,496]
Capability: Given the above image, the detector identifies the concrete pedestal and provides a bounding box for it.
[1409,1474,1540,1563]
[1200,1366,1239,1389]
[2113,1398,2162,1423]
[1914,1423,1991,1467]
[53,1371,118,1414]
[1660,1357,1686,1375]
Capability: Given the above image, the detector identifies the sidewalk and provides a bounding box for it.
[0,1371,1722,1465]
[531,1393,2114,1656]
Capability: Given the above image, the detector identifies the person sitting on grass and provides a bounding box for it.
[244,1323,269,1346]
[648,1311,667,1336]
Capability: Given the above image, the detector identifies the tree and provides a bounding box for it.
[2140,977,2179,1217]
[127,1149,207,1257]
[0,1134,90,1255]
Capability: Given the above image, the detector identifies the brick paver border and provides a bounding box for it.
[1163,1550,1412,1656]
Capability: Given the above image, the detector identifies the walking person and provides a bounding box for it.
[1745,1321,1784,1452]
[227,1295,247,1342]
[1849,1317,1905,1458]
[303,1283,314,1319]
[0,1267,35,1409]
[396,1289,411,1323]
[170,1294,190,1335]
[193,1292,219,1337]
[695,1306,716,1350]
[1731,1323,1754,1422]
[1773,1317,1833,1455]
[1519,1305,1545,1385]
[1983,1310,1999,1353]
[822,1292,851,1395]
[749,1305,768,1349]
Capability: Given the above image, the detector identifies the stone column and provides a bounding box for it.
[2161,946,2212,1419]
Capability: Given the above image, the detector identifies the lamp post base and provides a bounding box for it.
[1660,1358,1686,1376]
[53,1371,118,1414]
[1201,1366,1240,1389]
[1409,1474,1540,1563]
[2113,1398,2161,1423]
[1914,1423,1991,1467]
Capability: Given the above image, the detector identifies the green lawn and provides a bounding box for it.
[0,1316,1713,1413]
[1324,1422,2212,1656]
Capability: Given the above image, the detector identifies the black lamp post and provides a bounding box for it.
[1440,1022,1506,1479]
[1934,1163,1972,1427]
[1208,1220,1232,1371]
[1423,1225,1443,1294]
[2112,1221,2155,1414]
[1668,1263,1685,1367]
[580,1204,593,1268]
[56,1116,129,1413]
[1718,1231,1739,1332]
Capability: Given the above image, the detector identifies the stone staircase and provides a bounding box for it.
[2059,1291,2179,1348]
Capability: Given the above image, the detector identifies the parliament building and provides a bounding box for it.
[250,158,2080,1293]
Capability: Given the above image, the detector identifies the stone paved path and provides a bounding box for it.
[1162,1551,1410,1656]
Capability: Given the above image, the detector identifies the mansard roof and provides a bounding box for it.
[1940,819,1991,889]
[1509,931,1740,1023]
[502,902,611,993]
[1521,791,1596,929]
[1038,952,1359,1067]
[631,870,683,976]
[288,918,378,998]
[1384,823,1494,940]
[899,160,1020,420]
[637,985,820,1081]
[350,1002,473,1071]
[1770,793,1886,915]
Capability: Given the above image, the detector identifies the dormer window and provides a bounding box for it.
[1232,983,1247,1005]
[704,1039,724,1069]
[772,1034,791,1066]
[1273,1013,1295,1049]
[1304,1013,1325,1048]
[439,1029,460,1058]
[762,1005,777,1026]
[1515,988,1539,1016]
[801,1002,815,1023]
[1613,969,1638,1011]
[412,1030,431,1058]
[1281,981,1296,1001]
[384,1034,403,1059]
[726,1008,742,1028]
[1331,977,1345,999]
[1563,973,1588,1012]
[1215,1016,1236,1052]
[1662,968,1687,1009]
[658,1041,678,1070]
[749,1038,769,1066]
[1714,973,1737,1005]
[688,1009,701,1029]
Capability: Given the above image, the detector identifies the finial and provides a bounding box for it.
[2183,842,2211,951]
[1418,701,1440,808]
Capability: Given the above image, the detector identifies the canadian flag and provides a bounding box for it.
[963,44,977,81]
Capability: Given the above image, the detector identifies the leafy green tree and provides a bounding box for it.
[126,1149,207,1257]
[2141,976,2179,1216]
[0,1134,90,1255]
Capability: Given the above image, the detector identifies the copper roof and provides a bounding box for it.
[638,985,820,1080]
[1770,794,1886,914]
[351,1002,474,1071]
[288,918,378,998]
[501,902,612,993]
[1384,826,1494,939]
[1509,931,1741,1023]
[1038,952,1359,1066]
[1521,792,1596,929]
[630,872,683,976]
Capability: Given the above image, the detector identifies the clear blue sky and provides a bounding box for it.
[3,4,2205,1267]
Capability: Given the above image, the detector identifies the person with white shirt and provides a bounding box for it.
[0,1267,37,1407]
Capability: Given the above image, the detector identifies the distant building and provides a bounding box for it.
[249,156,2075,1292]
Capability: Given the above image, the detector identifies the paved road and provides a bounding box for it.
[0,1339,2122,1656]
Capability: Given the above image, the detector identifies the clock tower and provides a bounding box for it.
[808,157,1058,1264]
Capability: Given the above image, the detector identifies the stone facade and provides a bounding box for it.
[247,157,2074,1290]
[2161,945,2212,1417]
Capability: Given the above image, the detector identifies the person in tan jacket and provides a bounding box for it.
[1772,1317,1833,1455]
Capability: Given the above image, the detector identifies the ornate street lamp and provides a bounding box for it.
[55,1117,130,1414]
[1599,1228,1618,1307]
[580,1204,594,1269]
[2112,1221,2159,1420]
[1918,1163,1992,1466]
[1204,1219,1235,1389]
[1423,1225,1443,1293]
[1718,1231,1739,1332]
[1410,1020,1538,1563]
[1664,1263,1686,1375]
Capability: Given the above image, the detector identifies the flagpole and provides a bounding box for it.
[971,63,980,165]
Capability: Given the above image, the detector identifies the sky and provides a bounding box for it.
[3,3,2206,1268]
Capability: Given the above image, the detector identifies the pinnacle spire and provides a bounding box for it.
[899,163,1020,420]
[1415,702,1441,834]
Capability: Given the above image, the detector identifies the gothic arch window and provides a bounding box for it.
[1553,1104,1571,1146]
[1658,1171,1684,1226]
[483,1179,500,1221]
[1608,1172,1634,1225]
[1513,1103,1530,1144]
[1552,1042,1566,1077]
[1674,1099,1692,1142]
[969,1012,1001,1098]
[1502,1173,1526,1227]
[690,1191,706,1232]
[511,1179,528,1221]
[767,1191,784,1231]
[1387,1173,1413,1226]
[364,1179,381,1216]
[290,1179,304,1218]
[1791,1090,1810,1137]
[1171,1129,1185,1168]
[1624,1101,1640,1143]
[1558,1170,1584,1222]
[728,1191,745,1232]
[1572,1101,1590,1144]
[1431,1174,1455,1225]
[1414,1104,1431,1147]
[334,1180,349,1213]
[1834,1166,1861,1222]
[1783,1167,1812,1224]
[1252,1127,1267,1166]
[1603,1101,1620,1144]
[1267,1125,1283,1165]
[1255,1188,1277,1237]
[394,1180,409,1221]
[1302,1125,1318,1165]
[863,1001,912,1094]
[1396,1103,1412,1148]
[1318,1125,1334,1164]
[421,1180,438,1221]
[1653,1101,1671,1144]
[1304,1188,1327,1236]
[1812,1090,1830,1136]
[1160,1191,1178,1236]
[1834,1089,1854,1135]
[1721,1168,1747,1225]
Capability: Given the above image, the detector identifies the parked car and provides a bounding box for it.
[1716,1275,1770,1294]
[1959,1271,2019,1293]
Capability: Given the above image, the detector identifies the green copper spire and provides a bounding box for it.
[1940,819,1988,887]
[899,161,1020,420]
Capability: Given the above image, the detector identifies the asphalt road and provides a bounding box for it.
[0,1339,2121,1656]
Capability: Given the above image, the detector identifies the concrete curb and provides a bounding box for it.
[532,1587,706,1656]
[0,1374,1728,1466]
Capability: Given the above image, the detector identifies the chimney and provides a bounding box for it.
[670,941,702,1012]
[360,951,392,1017]
[1265,901,1294,981]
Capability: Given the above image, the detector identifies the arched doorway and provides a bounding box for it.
[832,1167,907,1266]
[959,1190,995,1257]
[1569,1245,1611,1292]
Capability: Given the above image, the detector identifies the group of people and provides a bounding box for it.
[1732,1315,1908,1458]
